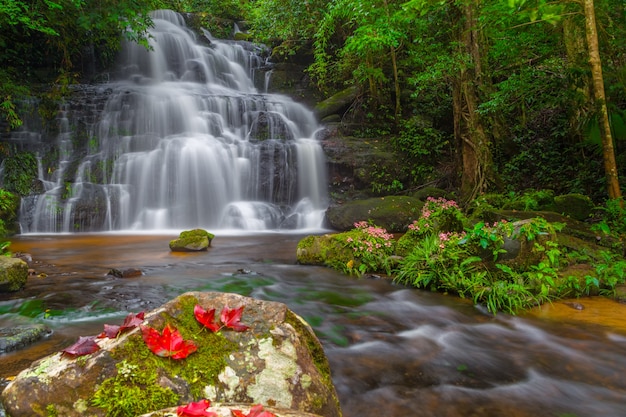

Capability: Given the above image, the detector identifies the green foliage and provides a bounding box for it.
[0,0,159,126]
[310,0,411,103]
[591,197,626,238]
[391,116,450,185]
[2,151,38,196]
[393,196,573,314]
[0,240,10,256]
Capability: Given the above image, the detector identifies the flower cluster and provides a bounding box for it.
[406,197,464,238]
[343,221,395,275]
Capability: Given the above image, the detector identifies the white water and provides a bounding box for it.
[19,10,328,233]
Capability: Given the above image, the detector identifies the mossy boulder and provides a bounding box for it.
[314,86,358,121]
[296,234,354,269]
[551,193,595,221]
[1,292,341,417]
[169,229,215,252]
[0,324,52,353]
[0,256,28,292]
[325,196,424,233]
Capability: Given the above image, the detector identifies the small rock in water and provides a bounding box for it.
[564,302,585,310]
[107,268,143,278]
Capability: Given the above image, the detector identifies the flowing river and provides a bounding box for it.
[1,234,626,417]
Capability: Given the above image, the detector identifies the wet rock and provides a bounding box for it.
[169,229,215,252]
[325,196,423,232]
[0,257,29,292]
[0,291,341,417]
[107,268,143,278]
[552,193,595,221]
[0,324,52,353]
[563,302,585,310]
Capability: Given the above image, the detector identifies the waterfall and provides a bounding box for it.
[18,10,328,233]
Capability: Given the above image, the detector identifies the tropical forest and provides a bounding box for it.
[2,1,626,417]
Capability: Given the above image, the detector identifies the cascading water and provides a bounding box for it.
[18,9,328,233]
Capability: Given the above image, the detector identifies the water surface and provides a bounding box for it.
[1,234,626,417]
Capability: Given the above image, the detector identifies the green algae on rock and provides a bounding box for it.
[0,256,29,292]
[169,229,215,252]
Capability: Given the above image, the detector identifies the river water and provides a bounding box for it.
[1,234,626,416]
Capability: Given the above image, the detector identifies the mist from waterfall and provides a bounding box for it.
[19,9,328,233]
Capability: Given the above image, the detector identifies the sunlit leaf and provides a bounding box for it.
[177,399,217,417]
[98,311,145,339]
[220,306,249,332]
[62,336,100,357]
[194,305,220,332]
[231,404,276,417]
[141,323,197,359]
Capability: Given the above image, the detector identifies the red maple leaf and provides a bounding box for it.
[177,399,217,417]
[62,336,100,357]
[141,323,198,359]
[220,305,249,332]
[231,404,276,417]
[193,304,220,332]
[98,311,145,339]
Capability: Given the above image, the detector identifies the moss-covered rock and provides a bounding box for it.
[551,193,595,221]
[0,324,52,353]
[0,256,28,292]
[296,234,354,269]
[314,86,358,121]
[325,196,424,233]
[169,229,215,252]
[1,292,341,417]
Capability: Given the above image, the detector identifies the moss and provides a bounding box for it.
[169,229,214,251]
[91,360,179,417]
[45,404,58,417]
[284,310,340,415]
[90,294,239,415]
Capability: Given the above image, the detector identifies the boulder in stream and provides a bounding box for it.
[0,257,28,292]
[169,229,215,252]
[0,291,341,417]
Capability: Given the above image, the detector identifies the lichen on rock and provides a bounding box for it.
[0,291,342,417]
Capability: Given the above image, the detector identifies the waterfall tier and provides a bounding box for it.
[18,10,328,233]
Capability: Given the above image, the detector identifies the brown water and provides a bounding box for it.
[2,234,626,417]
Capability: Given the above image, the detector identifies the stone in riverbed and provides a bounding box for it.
[169,228,215,252]
[0,291,341,417]
[0,324,52,353]
[0,257,29,292]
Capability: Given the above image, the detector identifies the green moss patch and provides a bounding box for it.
[91,294,238,415]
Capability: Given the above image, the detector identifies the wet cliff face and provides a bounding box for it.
[7,10,329,234]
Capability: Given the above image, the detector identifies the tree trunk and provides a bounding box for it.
[583,0,622,199]
[455,0,492,202]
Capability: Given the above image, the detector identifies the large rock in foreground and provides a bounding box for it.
[0,256,28,292]
[1,292,341,417]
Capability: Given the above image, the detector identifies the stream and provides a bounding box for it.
[1,233,626,417]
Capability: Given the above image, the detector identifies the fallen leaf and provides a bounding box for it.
[62,336,100,357]
[177,399,217,417]
[220,306,249,332]
[141,323,197,359]
[194,304,220,332]
[231,404,276,417]
[98,311,145,339]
